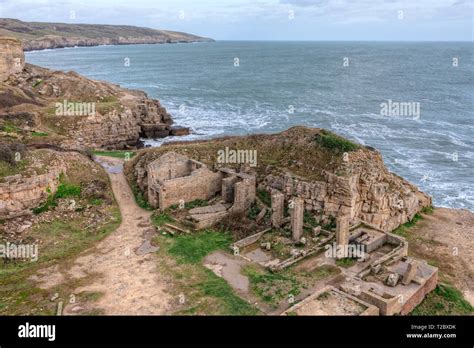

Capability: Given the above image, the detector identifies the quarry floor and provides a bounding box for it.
[26,155,474,314]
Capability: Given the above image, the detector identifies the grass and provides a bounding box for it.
[315,129,360,153]
[151,212,174,227]
[335,258,357,268]
[92,150,135,160]
[0,159,28,178]
[32,79,43,88]
[392,213,424,238]
[243,265,302,307]
[197,269,258,315]
[0,206,121,315]
[32,176,82,214]
[257,189,271,207]
[304,211,319,227]
[168,230,232,264]
[130,181,152,210]
[411,284,474,315]
[152,231,258,315]
[184,199,208,210]
[1,122,21,134]
[31,131,49,137]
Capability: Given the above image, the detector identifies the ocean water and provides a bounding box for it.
[26,41,474,210]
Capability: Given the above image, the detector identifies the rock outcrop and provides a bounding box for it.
[0,37,189,149]
[0,18,213,51]
[262,148,432,232]
[127,127,432,233]
[0,149,66,218]
[0,36,25,81]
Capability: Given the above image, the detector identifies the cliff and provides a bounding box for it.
[0,18,213,51]
[127,127,432,233]
[0,37,187,149]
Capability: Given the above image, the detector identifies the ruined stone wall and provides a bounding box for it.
[0,37,25,82]
[400,270,438,315]
[262,150,431,232]
[0,167,64,218]
[158,168,222,209]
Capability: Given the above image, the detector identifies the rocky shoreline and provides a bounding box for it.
[1,36,190,149]
[0,18,214,52]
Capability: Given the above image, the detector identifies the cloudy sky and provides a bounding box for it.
[0,0,472,41]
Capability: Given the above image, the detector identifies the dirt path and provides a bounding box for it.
[32,156,171,315]
[409,208,474,306]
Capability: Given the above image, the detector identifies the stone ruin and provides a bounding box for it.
[145,151,437,316]
[147,152,222,210]
[230,188,438,316]
[146,152,256,229]
[0,37,25,82]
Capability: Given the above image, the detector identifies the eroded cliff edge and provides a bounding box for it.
[0,18,213,51]
[127,127,432,233]
[0,36,187,149]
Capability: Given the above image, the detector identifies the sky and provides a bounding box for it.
[0,0,472,41]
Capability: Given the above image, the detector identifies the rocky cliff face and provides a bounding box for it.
[127,127,431,233]
[0,37,25,81]
[0,37,188,149]
[21,35,211,51]
[261,148,432,232]
[0,18,213,51]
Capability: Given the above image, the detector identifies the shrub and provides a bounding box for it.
[315,130,359,153]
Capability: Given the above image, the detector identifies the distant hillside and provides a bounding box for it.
[0,18,214,51]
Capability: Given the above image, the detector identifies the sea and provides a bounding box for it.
[26,41,474,210]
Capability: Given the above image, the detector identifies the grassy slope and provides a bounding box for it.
[392,209,474,315]
[0,153,122,315]
[0,18,210,42]
[151,213,259,315]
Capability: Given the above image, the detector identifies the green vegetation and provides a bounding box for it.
[303,211,318,227]
[130,181,152,210]
[244,266,301,306]
[168,230,232,264]
[421,205,434,215]
[411,284,473,315]
[152,230,258,315]
[335,258,357,268]
[197,269,258,315]
[1,122,21,134]
[0,159,28,179]
[0,207,121,315]
[33,175,82,214]
[322,215,337,230]
[248,203,261,220]
[257,189,271,207]
[32,79,43,88]
[315,130,359,153]
[31,131,49,137]
[392,213,423,238]
[92,150,135,160]
[151,212,174,227]
[184,199,208,210]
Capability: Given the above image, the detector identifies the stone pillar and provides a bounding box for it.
[402,260,419,285]
[336,216,350,257]
[271,190,284,228]
[291,197,304,241]
[0,37,25,82]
